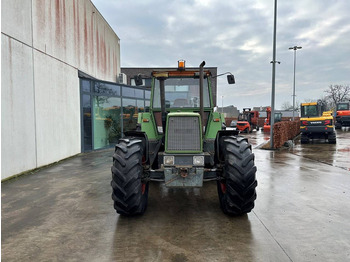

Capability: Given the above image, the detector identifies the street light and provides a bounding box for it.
[221,95,224,113]
[289,45,302,121]
[270,0,278,149]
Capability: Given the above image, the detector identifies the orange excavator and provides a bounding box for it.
[335,101,350,129]
[263,107,282,132]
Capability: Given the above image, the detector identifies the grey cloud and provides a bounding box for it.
[92,0,350,110]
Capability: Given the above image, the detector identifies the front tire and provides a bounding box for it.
[111,137,149,216]
[217,136,257,215]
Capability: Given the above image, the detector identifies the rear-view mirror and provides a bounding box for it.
[227,74,235,84]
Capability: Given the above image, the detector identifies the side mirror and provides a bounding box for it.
[227,74,235,84]
[134,75,143,86]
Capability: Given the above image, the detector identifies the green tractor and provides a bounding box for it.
[111,61,257,216]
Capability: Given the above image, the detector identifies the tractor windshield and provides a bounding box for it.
[152,77,211,109]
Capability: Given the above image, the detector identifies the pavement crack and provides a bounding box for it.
[252,210,294,262]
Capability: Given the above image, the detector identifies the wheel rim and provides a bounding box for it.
[220,182,226,194]
[141,183,146,195]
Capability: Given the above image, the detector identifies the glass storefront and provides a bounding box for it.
[94,96,121,149]
[80,78,150,152]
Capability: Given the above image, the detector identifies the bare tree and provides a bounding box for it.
[281,101,292,110]
[324,84,350,108]
[281,100,301,111]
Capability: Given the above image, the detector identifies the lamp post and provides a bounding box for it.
[221,95,224,113]
[270,0,278,149]
[289,45,302,121]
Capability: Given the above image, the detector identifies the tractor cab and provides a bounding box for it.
[300,102,325,118]
[336,102,350,111]
[274,112,282,122]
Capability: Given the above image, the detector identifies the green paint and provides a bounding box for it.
[205,111,224,139]
[139,112,161,140]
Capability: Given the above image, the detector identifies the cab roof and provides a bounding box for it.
[152,70,211,78]
[301,102,318,106]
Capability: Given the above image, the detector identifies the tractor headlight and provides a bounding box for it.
[193,156,204,166]
[164,156,175,166]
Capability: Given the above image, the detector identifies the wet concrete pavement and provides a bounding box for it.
[2,129,350,261]
[289,128,350,171]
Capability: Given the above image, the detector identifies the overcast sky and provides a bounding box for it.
[91,0,350,110]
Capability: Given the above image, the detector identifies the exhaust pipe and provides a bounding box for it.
[199,61,205,135]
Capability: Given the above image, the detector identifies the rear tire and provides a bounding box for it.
[217,136,257,215]
[335,123,341,129]
[111,137,149,216]
[300,133,309,144]
[328,132,336,144]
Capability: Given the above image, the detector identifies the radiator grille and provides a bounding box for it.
[167,116,201,151]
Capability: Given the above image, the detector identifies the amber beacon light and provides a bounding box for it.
[177,60,185,70]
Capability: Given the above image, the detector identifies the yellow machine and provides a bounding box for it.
[300,101,336,144]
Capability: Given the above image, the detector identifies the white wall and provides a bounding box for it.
[1,36,37,177]
[1,0,121,179]
[33,51,81,167]
[32,0,120,81]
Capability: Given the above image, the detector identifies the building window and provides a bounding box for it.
[80,77,150,152]
[82,94,92,151]
[93,96,121,150]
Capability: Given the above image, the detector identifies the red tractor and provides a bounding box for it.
[335,101,350,129]
[236,108,259,133]
[263,107,282,132]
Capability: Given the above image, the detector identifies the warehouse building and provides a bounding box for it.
[1,1,220,180]
[1,0,150,180]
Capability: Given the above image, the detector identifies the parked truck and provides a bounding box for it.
[111,61,257,216]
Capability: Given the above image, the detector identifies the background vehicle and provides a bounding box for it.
[111,61,257,216]
[300,101,336,144]
[236,108,259,133]
[335,101,350,129]
[262,107,282,132]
